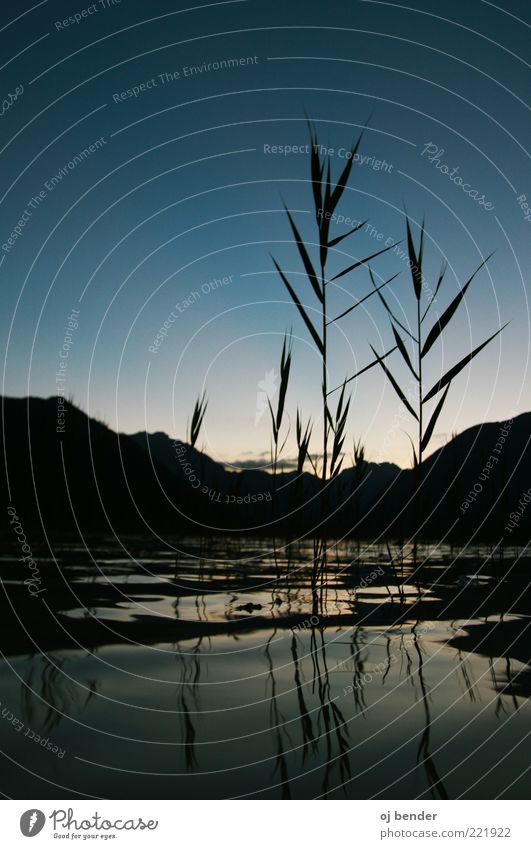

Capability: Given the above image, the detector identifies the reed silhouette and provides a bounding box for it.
[368,217,506,567]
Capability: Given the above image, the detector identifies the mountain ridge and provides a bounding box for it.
[1,395,529,539]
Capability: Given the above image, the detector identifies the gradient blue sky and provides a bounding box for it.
[1,0,529,469]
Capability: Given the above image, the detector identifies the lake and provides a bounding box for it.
[0,537,529,799]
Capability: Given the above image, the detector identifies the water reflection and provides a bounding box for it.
[20,654,99,733]
[0,538,529,798]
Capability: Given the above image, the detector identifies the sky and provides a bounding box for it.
[1,0,529,469]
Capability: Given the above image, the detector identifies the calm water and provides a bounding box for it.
[0,537,530,799]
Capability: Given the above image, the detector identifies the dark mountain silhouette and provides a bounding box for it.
[375,413,530,541]
[1,396,203,537]
[1,396,529,540]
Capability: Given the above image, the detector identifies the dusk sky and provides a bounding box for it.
[1,0,529,469]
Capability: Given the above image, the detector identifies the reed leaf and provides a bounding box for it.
[276,334,293,433]
[421,261,447,323]
[296,409,313,474]
[421,382,451,453]
[323,158,332,215]
[369,343,419,421]
[405,215,424,300]
[330,242,398,283]
[267,396,278,444]
[329,132,363,212]
[328,272,400,325]
[283,205,323,302]
[336,379,347,423]
[353,437,365,468]
[320,158,333,266]
[330,380,351,478]
[404,432,418,468]
[423,323,508,403]
[328,345,398,394]
[421,255,492,358]
[391,323,418,380]
[325,397,334,431]
[327,220,367,248]
[369,267,416,342]
[272,257,324,355]
[189,391,207,448]
[307,120,323,217]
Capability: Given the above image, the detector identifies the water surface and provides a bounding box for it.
[0,537,529,799]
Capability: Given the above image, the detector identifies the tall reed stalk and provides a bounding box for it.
[272,122,397,520]
[369,216,506,564]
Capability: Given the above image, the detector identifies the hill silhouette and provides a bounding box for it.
[1,396,529,541]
